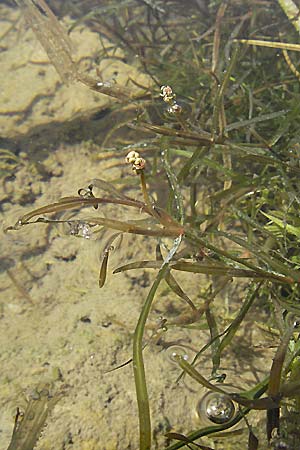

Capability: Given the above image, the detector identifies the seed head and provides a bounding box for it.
[132,157,146,171]
[160,85,175,102]
[168,103,182,114]
[125,150,140,164]
[125,151,145,172]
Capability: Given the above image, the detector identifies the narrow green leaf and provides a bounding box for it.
[133,236,182,450]
[261,211,300,238]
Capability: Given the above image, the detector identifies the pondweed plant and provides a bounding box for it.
[6,0,300,449]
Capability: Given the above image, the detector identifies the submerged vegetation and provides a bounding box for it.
[4,0,300,449]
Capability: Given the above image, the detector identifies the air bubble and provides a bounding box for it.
[166,346,189,364]
[196,390,236,425]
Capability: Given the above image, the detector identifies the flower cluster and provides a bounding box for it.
[125,150,146,172]
[160,85,182,114]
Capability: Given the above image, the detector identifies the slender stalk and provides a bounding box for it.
[237,39,300,52]
[133,236,182,450]
[140,170,152,210]
[162,148,185,225]
[278,0,300,33]
[266,315,295,440]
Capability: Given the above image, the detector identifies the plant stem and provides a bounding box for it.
[133,236,182,450]
[140,170,151,209]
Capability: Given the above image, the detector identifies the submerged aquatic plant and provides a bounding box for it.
[6,0,300,449]
[7,383,61,450]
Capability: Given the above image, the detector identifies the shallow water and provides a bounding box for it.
[0,1,296,450]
